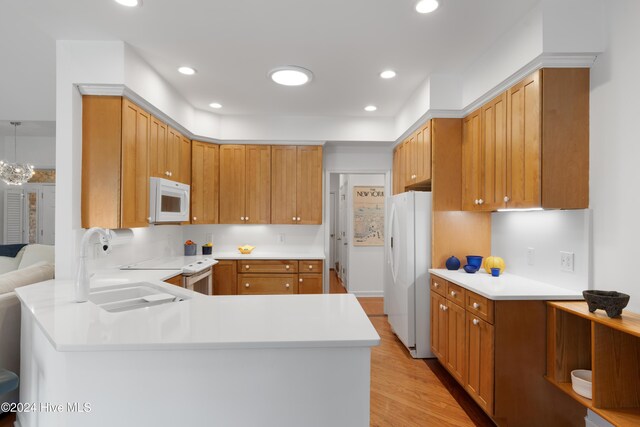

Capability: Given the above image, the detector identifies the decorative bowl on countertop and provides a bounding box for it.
[446,256,461,271]
[463,264,479,274]
[238,245,255,255]
[583,290,630,318]
[571,369,592,399]
[466,255,483,269]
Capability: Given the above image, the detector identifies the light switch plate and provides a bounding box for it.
[527,247,535,266]
[560,251,575,272]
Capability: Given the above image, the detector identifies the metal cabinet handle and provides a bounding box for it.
[245,265,250,269]
[299,278,303,283]
[308,265,313,270]
[478,199,484,205]
[169,172,173,177]
[473,318,480,326]
[245,283,250,288]
[292,217,296,221]
[285,265,290,270]
[474,199,479,205]
[147,217,151,222]
[241,216,245,221]
[450,290,456,297]
[285,283,290,288]
[434,283,439,288]
[442,305,448,311]
[473,302,480,309]
[297,217,301,221]
[504,196,510,202]
[193,216,197,221]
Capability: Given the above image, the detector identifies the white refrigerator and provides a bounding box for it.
[385,191,432,358]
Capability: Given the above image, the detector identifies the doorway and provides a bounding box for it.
[326,172,387,297]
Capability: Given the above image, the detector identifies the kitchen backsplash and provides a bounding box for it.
[491,209,592,292]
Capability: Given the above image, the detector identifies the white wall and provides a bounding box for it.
[323,142,392,173]
[590,0,640,314]
[491,210,592,292]
[345,174,386,296]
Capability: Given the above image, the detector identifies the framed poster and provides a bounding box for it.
[353,186,384,246]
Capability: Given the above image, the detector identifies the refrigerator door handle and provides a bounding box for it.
[389,202,398,282]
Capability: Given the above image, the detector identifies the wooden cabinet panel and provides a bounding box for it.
[466,291,494,324]
[81,96,122,229]
[462,109,482,211]
[397,141,407,193]
[481,92,508,211]
[298,273,323,294]
[149,116,168,179]
[219,145,246,224]
[431,291,448,363]
[238,260,298,274]
[299,260,323,273]
[392,147,400,195]
[431,275,447,297]
[179,134,191,185]
[271,145,297,224]
[213,260,237,295]
[506,70,541,209]
[406,135,417,185]
[467,315,495,415]
[191,141,219,224]
[245,145,271,224]
[416,121,432,183]
[446,300,467,384]
[166,127,181,181]
[446,282,466,307]
[121,98,150,228]
[296,146,323,225]
[164,274,183,287]
[237,274,298,295]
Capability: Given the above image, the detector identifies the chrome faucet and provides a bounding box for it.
[76,227,112,303]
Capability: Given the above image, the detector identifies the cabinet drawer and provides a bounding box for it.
[237,274,298,295]
[466,291,494,324]
[237,260,298,274]
[298,260,323,273]
[431,275,447,297]
[298,273,323,294]
[446,282,466,306]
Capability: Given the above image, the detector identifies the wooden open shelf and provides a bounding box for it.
[547,301,640,426]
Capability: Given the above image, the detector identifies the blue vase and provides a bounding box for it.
[445,256,461,270]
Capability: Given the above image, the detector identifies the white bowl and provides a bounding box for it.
[571,369,592,399]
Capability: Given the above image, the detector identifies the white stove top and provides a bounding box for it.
[121,256,218,274]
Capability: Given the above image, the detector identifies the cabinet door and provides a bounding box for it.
[506,70,541,209]
[466,315,495,415]
[191,141,219,224]
[245,145,271,224]
[462,109,482,211]
[298,273,323,294]
[149,116,168,179]
[296,146,323,225]
[392,147,400,195]
[446,300,466,384]
[121,98,150,228]
[237,274,298,295]
[403,139,414,186]
[213,260,237,295]
[481,93,508,211]
[179,134,191,185]
[164,274,183,287]
[166,127,181,180]
[219,145,246,224]
[416,121,432,183]
[271,145,297,224]
[397,142,406,193]
[430,292,447,363]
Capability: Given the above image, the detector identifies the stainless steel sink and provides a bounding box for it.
[89,282,189,313]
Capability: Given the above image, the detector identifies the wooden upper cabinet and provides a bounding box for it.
[271,146,297,224]
[149,116,168,179]
[166,127,182,181]
[392,147,400,195]
[245,145,271,224]
[296,146,323,225]
[506,70,541,209]
[120,98,150,228]
[481,92,508,211]
[179,134,192,185]
[462,109,482,211]
[397,141,407,193]
[219,145,246,224]
[191,141,219,224]
[406,136,417,186]
[415,121,432,184]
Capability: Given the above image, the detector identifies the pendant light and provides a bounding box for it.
[0,122,35,186]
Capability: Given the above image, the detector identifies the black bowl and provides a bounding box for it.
[583,290,630,318]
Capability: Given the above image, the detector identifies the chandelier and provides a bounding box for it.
[0,122,34,186]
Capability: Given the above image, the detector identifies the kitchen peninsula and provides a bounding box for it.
[15,276,379,427]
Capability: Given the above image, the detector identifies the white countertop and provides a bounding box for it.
[15,278,379,352]
[210,250,325,260]
[429,269,584,301]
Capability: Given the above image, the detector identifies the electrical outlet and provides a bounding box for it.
[560,251,574,272]
[278,233,285,244]
[527,247,535,266]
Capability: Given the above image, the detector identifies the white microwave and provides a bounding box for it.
[149,177,190,223]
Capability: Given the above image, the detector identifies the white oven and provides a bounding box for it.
[149,177,190,224]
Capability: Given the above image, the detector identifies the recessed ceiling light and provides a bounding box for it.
[269,66,313,86]
[416,0,440,14]
[364,105,377,112]
[380,70,397,79]
[178,66,197,75]
[209,102,222,109]
[115,0,141,7]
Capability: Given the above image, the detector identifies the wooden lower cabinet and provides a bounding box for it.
[466,314,494,414]
[446,300,467,385]
[164,274,183,287]
[430,291,447,362]
[213,260,237,295]
[237,274,297,295]
[298,273,323,294]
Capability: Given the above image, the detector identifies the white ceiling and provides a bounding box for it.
[3,0,539,119]
[0,121,56,138]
